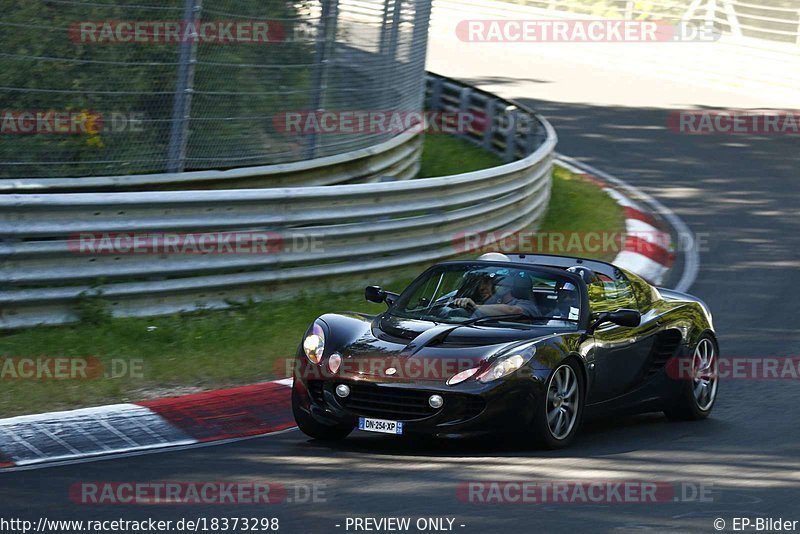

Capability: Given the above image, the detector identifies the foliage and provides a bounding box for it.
[0,0,314,177]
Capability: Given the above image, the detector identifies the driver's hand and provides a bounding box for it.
[453,298,477,311]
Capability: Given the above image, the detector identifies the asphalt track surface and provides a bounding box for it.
[4,32,800,534]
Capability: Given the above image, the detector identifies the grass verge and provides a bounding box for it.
[416,134,503,177]
[0,138,624,416]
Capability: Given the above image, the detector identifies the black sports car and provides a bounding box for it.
[291,253,718,448]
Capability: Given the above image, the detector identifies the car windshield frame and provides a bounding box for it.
[387,261,586,329]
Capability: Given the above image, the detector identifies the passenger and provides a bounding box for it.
[453,272,540,318]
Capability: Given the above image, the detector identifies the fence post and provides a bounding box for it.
[306,0,340,160]
[379,0,392,56]
[166,0,202,173]
[387,0,403,83]
[411,0,432,106]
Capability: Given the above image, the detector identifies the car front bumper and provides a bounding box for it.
[292,358,547,438]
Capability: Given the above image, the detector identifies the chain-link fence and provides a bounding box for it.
[0,0,431,178]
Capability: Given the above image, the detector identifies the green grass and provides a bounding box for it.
[541,165,626,259]
[416,134,503,177]
[0,139,624,417]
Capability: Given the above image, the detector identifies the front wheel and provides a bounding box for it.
[531,360,585,449]
[664,335,719,421]
[292,384,354,441]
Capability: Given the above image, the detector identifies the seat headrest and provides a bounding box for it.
[510,274,533,300]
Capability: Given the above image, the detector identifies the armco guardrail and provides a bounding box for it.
[0,130,423,193]
[0,74,557,329]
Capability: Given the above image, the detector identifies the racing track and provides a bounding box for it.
[3,30,800,534]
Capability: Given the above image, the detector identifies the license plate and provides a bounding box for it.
[358,417,404,435]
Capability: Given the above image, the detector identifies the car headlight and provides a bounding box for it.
[477,344,536,383]
[303,322,325,364]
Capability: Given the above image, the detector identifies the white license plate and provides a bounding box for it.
[358,417,404,435]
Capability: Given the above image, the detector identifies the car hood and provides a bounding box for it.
[318,312,569,382]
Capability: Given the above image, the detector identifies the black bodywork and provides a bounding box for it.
[292,254,716,439]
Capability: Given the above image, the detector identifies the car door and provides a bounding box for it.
[586,272,660,403]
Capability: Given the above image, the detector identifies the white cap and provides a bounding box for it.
[477,252,511,262]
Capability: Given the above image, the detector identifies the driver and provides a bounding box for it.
[452,273,539,318]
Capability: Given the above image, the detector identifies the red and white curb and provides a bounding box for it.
[555,158,675,286]
[0,378,294,469]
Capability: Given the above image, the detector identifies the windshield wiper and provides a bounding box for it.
[459,313,533,326]
[429,314,534,345]
[429,314,574,345]
[461,315,578,327]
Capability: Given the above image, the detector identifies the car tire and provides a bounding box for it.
[531,359,585,449]
[292,384,354,441]
[664,334,719,421]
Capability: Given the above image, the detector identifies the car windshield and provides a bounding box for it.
[389,263,582,328]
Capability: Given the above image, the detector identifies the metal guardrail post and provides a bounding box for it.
[683,0,708,23]
[482,98,496,151]
[428,76,443,110]
[458,87,472,136]
[524,114,537,155]
[166,0,202,174]
[503,109,519,162]
[705,0,717,30]
[720,0,742,37]
[796,11,800,46]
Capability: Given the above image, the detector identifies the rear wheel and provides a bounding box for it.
[664,335,719,420]
[292,384,354,441]
[531,360,584,449]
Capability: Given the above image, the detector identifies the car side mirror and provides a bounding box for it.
[365,286,399,306]
[365,285,386,303]
[607,309,641,327]
[588,308,641,333]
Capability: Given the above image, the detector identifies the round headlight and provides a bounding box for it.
[303,322,325,364]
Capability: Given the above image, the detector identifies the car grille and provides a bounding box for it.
[463,396,486,420]
[341,383,438,420]
[307,380,325,404]
[305,380,486,422]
